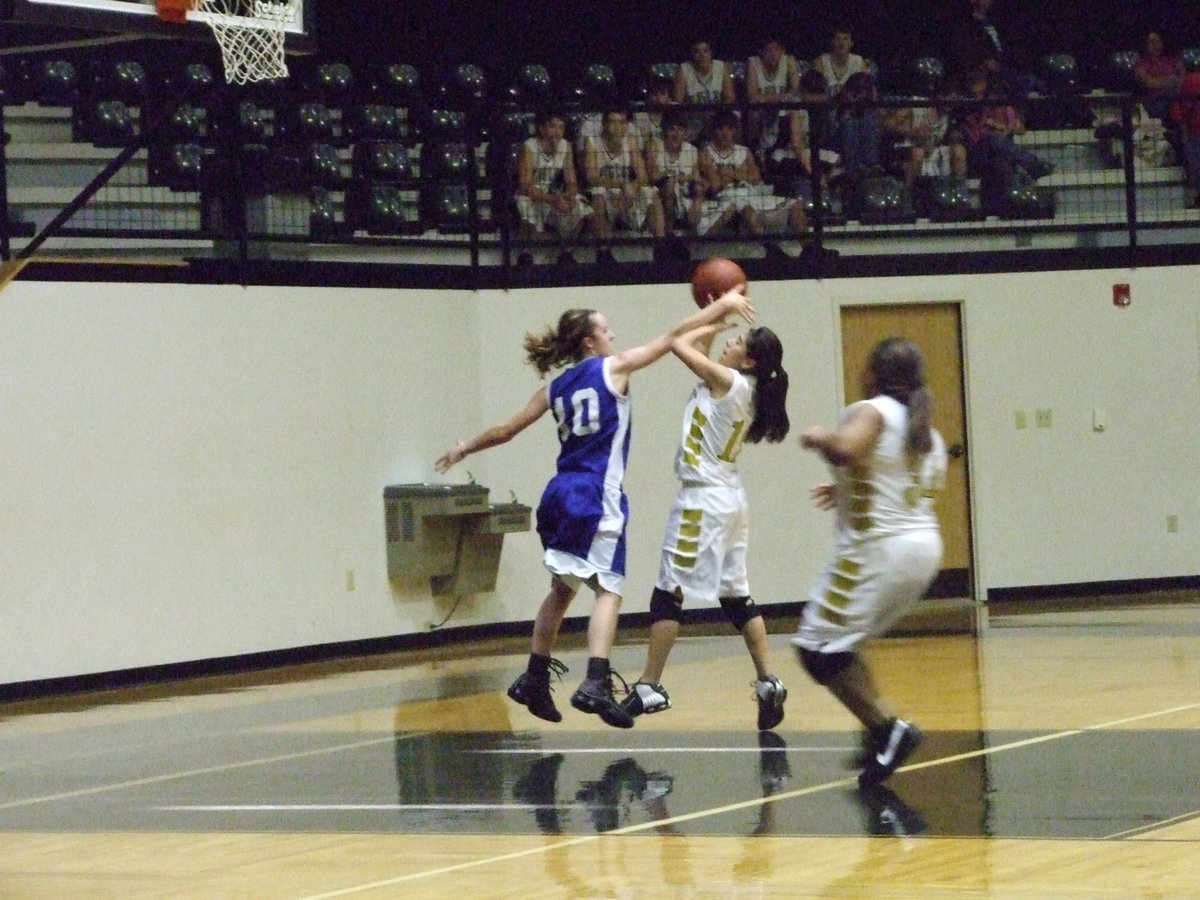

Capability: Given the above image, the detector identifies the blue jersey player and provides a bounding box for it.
[436,290,754,727]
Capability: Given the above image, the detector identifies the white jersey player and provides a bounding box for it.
[793,337,947,788]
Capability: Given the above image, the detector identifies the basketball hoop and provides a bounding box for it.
[161,0,300,85]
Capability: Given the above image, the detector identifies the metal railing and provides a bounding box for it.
[3,88,1196,278]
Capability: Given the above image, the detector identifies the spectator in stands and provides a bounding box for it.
[811,25,870,98]
[835,72,884,175]
[697,109,805,252]
[645,109,706,234]
[516,108,594,265]
[832,71,890,217]
[632,78,675,153]
[1133,30,1185,120]
[959,68,1054,215]
[745,36,802,154]
[763,69,835,201]
[885,81,968,202]
[584,106,666,262]
[1169,67,1200,208]
[674,38,737,144]
[946,0,1037,99]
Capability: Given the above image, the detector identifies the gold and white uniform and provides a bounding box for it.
[656,370,754,603]
[811,52,868,96]
[515,136,592,233]
[585,133,657,229]
[697,143,790,234]
[646,137,700,224]
[792,394,947,653]
[747,53,796,148]
[678,59,729,142]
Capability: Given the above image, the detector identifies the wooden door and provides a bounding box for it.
[840,303,971,596]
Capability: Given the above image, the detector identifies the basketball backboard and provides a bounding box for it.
[0,0,314,52]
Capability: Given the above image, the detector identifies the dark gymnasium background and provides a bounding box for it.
[313,0,1200,94]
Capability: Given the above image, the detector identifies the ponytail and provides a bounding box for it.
[523,308,596,375]
[744,327,790,444]
[904,386,933,457]
[868,337,933,460]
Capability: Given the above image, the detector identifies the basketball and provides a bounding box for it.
[690,257,747,308]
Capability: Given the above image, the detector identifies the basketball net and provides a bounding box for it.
[159,0,300,84]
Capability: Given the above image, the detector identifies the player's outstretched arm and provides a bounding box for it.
[671,321,737,396]
[609,288,754,382]
[435,387,549,473]
[799,403,883,467]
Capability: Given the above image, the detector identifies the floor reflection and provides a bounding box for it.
[854,783,929,837]
[390,726,1200,840]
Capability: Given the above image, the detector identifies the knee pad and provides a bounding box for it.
[798,647,855,685]
[719,595,759,632]
[649,587,684,624]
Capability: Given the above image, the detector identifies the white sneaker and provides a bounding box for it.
[754,675,787,730]
[620,681,671,717]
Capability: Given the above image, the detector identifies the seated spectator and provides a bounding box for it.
[674,37,737,144]
[763,69,835,200]
[885,82,968,201]
[645,110,705,232]
[1169,67,1200,208]
[1133,30,1185,121]
[811,25,870,98]
[834,72,920,218]
[515,108,594,264]
[834,71,884,176]
[697,109,806,247]
[946,0,1038,100]
[572,110,603,156]
[745,36,802,153]
[959,69,1054,215]
[632,78,675,153]
[583,106,666,262]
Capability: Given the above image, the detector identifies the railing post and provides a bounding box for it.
[1,103,10,262]
[1119,95,1138,264]
[206,83,253,281]
[467,114,480,277]
[808,99,826,260]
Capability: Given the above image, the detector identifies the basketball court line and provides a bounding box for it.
[0,731,426,811]
[157,803,562,812]
[4,701,1198,819]
[473,745,847,755]
[1109,809,1200,840]
[291,700,1200,900]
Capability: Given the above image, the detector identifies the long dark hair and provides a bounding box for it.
[744,327,790,443]
[523,308,596,376]
[868,337,933,458]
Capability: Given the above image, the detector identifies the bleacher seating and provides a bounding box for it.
[3,48,1200,265]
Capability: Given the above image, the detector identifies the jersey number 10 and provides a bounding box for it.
[554,387,601,443]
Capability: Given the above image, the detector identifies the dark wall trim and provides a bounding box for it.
[0,601,808,703]
[0,619,540,703]
[9,574,1192,701]
[14,243,1200,292]
[987,575,1200,604]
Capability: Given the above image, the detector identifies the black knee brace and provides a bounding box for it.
[798,647,856,685]
[649,587,684,624]
[719,595,759,632]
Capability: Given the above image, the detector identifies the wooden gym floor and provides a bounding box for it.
[1,594,1198,898]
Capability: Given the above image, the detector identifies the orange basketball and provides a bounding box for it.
[690,257,747,308]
